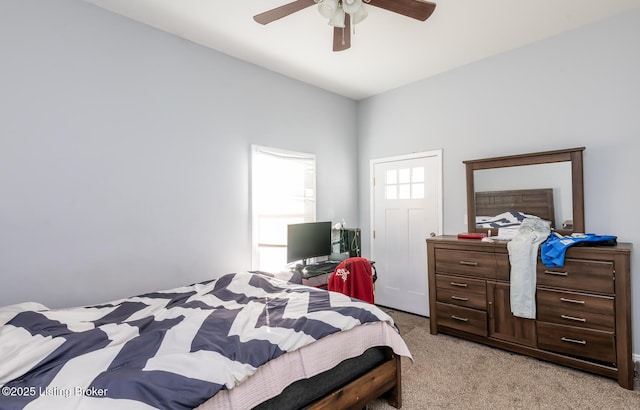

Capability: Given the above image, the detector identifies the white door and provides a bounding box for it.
[371,151,442,316]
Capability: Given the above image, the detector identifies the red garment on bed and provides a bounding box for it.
[327,257,374,304]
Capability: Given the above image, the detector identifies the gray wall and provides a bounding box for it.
[358,10,640,355]
[0,0,358,308]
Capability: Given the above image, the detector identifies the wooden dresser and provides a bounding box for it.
[427,235,634,389]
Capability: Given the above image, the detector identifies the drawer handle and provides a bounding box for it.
[560,297,585,305]
[451,296,469,302]
[561,337,587,345]
[450,282,468,288]
[451,315,469,322]
[544,270,568,276]
[459,261,478,267]
[561,314,587,323]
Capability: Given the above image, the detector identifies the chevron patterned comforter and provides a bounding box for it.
[0,271,395,410]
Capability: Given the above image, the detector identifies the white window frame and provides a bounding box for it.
[251,145,316,271]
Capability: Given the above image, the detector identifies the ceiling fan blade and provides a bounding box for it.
[253,0,316,25]
[367,0,436,21]
[333,14,351,52]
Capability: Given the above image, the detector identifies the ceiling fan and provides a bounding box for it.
[254,0,436,52]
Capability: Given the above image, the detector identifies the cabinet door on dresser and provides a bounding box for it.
[487,281,537,347]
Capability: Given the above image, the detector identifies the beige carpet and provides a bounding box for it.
[368,309,640,409]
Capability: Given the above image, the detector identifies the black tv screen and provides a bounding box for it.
[286,221,332,264]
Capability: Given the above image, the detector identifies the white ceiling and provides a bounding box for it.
[83,0,640,100]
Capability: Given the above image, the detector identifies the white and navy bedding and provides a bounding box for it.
[0,271,397,410]
[248,269,302,285]
[476,210,534,228]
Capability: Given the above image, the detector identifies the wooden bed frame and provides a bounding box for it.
[475,188,555,228]
[308,351,402,409]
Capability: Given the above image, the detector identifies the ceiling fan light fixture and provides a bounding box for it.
[328,7,346,28]
[341,0,362,14]
[350,4,368,24]
[318,0,338,19]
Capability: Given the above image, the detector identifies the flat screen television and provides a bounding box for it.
[286,221,332,265]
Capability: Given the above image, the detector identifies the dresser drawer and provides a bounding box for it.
[437,288,487,310]
[536,258,614,294]
[537,322,615,363]
[435,302,487,337]
[436,274,486,294]
[537,289,614,331]
[436,274,486,309]
[435,249,500,279]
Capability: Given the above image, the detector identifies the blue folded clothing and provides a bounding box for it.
[541,232,617,268]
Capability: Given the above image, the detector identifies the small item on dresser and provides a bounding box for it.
[457,232,487,240]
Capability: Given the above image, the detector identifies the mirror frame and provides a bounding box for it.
[464,147,585,235]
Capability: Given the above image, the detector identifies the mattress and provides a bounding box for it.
[197,320,411,409]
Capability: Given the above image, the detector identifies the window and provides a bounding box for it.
[251,145,316,271]
[385,167,425,200]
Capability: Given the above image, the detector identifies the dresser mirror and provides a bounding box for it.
[464,147,585,235]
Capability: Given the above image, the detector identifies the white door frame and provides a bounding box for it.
[369,149,444,266]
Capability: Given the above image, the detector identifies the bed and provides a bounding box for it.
[0,271,410,409]
[475,188,556,229]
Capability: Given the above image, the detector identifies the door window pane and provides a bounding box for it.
[399,184,411,199]
[398,168,410,184]
[386,169,397,184]
[386,185,397,200]
[412,167,424,182]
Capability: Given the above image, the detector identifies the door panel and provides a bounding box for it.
[383,208,403,292]
[371,151,442,316]
[487,281,537,347]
